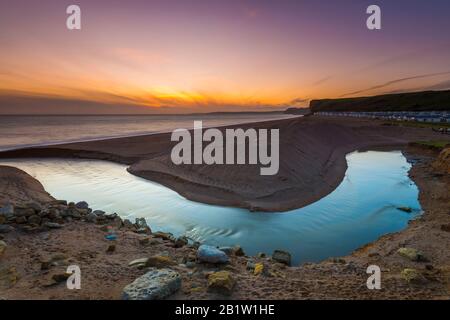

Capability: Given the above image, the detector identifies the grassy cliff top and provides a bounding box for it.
[310,90,450,112]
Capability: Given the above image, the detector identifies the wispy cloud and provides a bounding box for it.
[312,76,332,86]
[340,71,450,97]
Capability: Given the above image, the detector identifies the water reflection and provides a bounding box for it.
[0,150,421,264]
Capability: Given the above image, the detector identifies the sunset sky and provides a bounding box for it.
[1,0,450,114]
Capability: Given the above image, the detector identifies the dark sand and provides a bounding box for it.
[0,115,448,212]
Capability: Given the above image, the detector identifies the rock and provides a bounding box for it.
[129,258,149,269]
[123,219,134,229]
[136,228,150,234]
[174,236,188,248]
[331,257,346,264]
[50,200,67,206]
[69,210,81,219]
[0,216,5,224]
[153,231,175,241]
[111,216,123,228]
[142,238,159,246]
[43,222,63,229]
[197,245,229,264]
[93,210,105,216]
[135,217,150,229]
[146,255,177,268]
[401,268,427,284]
[219,245,245,256]
[105,213,118,220]
[397,207,412,213]
[47,208,61,220]
[185,261,196,269]
[0,266,19,289]
[27,215,41,225]
[75,201,89,210]
[246,261,256,270]
[0,241,6,258]
[441,224,450,232]
[0,204,14,217]
[40,253,70,270]
[52,272,71,283]
[257,252,266,258]
[432,147,450,173]
[139,237,150,246]
[272,250,291,266]
[86,212,97,223]
[40,260,51,271]
[0,225,14,234]
[15,216,27,224]
[26,201,41,213]
[254,262,264,276]
[106,244,116,253]
[397,248,427,262]
[218,247,234,255]
[234,245,245,256]
[207,271,236,296]
[122,268,181,300]
[14,207,34,217]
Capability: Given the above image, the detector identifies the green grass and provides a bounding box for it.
[411,140,450,150]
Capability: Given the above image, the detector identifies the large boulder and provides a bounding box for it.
[207,271,236,295]
[122,268,181,300]
[197,245,229,264]
[272,250,291,266]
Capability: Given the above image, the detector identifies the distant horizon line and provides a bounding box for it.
[0,110,303,117]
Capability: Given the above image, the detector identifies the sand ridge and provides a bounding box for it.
[0,116,448,212]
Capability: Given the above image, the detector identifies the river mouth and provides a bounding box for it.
[0,150,421,264]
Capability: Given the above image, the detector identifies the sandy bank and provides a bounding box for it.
[0,116,448,212]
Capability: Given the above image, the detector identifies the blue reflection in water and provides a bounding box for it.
[0,151,421,264]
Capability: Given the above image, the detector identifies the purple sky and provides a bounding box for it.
[1,0,450,114]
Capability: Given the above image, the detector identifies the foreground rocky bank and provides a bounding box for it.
[0,146,449,299]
